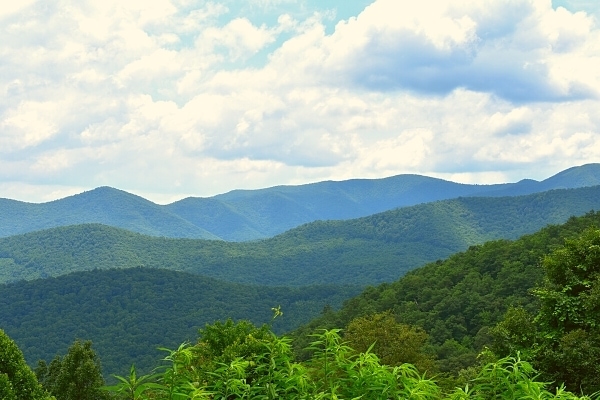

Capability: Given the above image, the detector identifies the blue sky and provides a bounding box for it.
[1,0,599,203]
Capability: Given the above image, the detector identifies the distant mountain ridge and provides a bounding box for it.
[3,185,600,286]
[1,163,600,241]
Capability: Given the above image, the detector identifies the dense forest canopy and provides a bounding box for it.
[289,211,600,377]
[0,268,360,378]
[3,211,600,393]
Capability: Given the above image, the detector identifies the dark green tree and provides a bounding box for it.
[36,340,109,400]
[195,318,274,364]
[0,329,47,400]
[344,311,437,373]
[490,306,537,359]
[533,227,600,393]
[493,227,600,394]
[534,227,600,333]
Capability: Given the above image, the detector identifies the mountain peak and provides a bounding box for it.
[2,164,600,241]
[541,163,600,189]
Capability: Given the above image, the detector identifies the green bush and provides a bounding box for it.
[101,319,595,400]
[0,328,47,400]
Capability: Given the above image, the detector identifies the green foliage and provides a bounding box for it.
[102,364,162,400]
[0,373,18,400]
[450,352,591,400]
[0,329,47,400]
[534,227,600,393]
[146,326,443,400]
[3,318,597,400]
[490,306,537,359]
[344,311,436,373]
[307,329,441,400]
[194,319,274,366]
[3,190,600,395]
[98,323,593,400]
[492,227,600,394]
[36,340,109,400]
[291,211,600,377]
[0,267,359,379]
[535,329,600,395]
[151,319,311,399]
[534,227,600,334]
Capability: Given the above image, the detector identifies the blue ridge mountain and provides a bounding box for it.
[1,163,599,241]
[2,184,600,286]
[0,186,219,240]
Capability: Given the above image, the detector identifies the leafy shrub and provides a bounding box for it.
[0,328,47,400]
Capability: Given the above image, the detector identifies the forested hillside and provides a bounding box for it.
[2,185,600,286]
[3,212,600,397]
[1,163,599,241]
[0,268,360,378]
[290,210,600,375]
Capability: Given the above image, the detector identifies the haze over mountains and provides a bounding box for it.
[3,184,600,286]
[1,163,600,241]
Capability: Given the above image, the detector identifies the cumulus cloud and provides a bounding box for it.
[312,0,600,101]
[0,0,599,202]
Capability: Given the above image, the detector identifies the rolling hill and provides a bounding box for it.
[3,209,600,382]
[1,163,599,241]
[289,210,600,373]
[2,185,600,286]
[0,187,219,240]
[0,267,361,378]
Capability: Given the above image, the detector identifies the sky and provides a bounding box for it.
[1,0,599,204]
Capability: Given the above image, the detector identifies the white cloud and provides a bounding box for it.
[198,18,277,60]
[116,48,183,86]
[1,101,62,151]
[1,0,599,203]
[489,107,534,136]
[0,0,37,19]
[307,0,600,101]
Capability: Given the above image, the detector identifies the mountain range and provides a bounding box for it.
[3,163,600,382]
[3,207,600,380]
[1,163,600,241]
[3,184,600,286]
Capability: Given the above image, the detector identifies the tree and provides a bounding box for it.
[533,227,600,393]
[344,311,437,373]
[193,318,275,367]
[36,340,109,400]
[0,328,47,400]
[492,227,600,394]
[490,306,537,359]
[534,227,600,334]
[155,319,311,399]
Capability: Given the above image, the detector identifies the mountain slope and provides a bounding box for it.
[169,163,600,240]
[0,267,361,378]
[1,164,600,241]
[290,211,600,371]
[2,185,600,286]
[0,187,219,240]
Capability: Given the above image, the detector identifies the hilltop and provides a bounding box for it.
[1,163,599,241]
[2,185,600,286]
